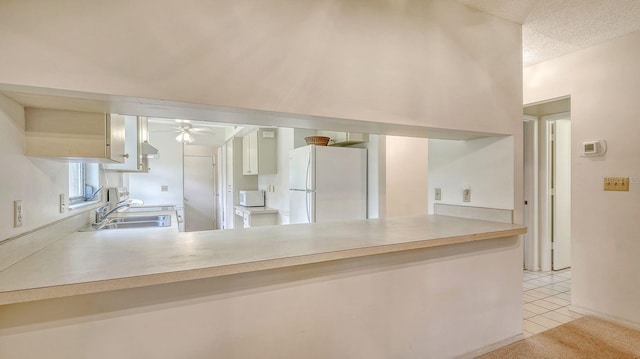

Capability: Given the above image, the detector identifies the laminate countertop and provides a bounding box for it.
[0,215,526,305]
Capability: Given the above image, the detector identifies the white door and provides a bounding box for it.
[184,156,216,232]
[552,119,571,270]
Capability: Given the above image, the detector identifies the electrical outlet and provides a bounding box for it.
[435,188,442,201]
[14,200,23,227]
[463,187,471,202]
[59,194,66,213]
[161,185,169,192]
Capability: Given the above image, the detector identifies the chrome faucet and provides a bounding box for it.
[94,201,130,225]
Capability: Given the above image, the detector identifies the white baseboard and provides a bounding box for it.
[457,333,524,359]
[569,305,640,331]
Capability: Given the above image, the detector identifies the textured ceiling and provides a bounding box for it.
[456,0,640,66]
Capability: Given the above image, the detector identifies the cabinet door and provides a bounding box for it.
[242,133,251,175]
[104,115,139,171]
[257,129,277,174]
[249,131,258,174]
[25,108,109,161]
[243,130,258,175]
[106,114,126,163]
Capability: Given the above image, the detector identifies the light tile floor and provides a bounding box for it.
[522,269,583,337]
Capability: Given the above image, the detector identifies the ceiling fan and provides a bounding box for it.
[152,123,217,144]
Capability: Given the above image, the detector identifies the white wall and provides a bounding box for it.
[0,95,66,240]
[428,137,515,213]
[258,128,294,224]
[353,135,384,219]
[127,121,184,208]
[384,136,429,217]
[523,30,640,327]
[0,94,119,242]
[293,128,317,149]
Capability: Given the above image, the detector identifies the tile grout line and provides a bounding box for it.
[522,269,577,335]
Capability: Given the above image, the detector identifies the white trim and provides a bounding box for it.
[524,95,571,108]
[541,112,570,121]
[569,305,640,331]
[523,119,539,270]
[457,334,524,359]
[538,120,553,271]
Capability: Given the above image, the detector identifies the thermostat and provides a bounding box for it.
[580,140,606,157]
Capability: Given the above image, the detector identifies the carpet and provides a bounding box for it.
[477,316,640,358]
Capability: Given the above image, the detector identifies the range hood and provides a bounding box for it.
[141,141,159,159]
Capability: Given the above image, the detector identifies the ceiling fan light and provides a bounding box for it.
[176,132,195,143]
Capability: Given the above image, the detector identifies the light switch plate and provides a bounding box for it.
[463,187,471,202]
[435,188,441,201]
[604,177,629,191]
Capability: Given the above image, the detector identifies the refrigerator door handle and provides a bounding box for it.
[306,192,310,223]
[305,154,311,191]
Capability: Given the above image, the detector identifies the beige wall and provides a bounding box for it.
[385,136,429,217]
[0,0,521,136]
[524,30,640,327]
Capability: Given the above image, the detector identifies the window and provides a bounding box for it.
[69,163,85,202]
[69,163,99,205]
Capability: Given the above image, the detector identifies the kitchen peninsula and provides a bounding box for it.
[0,215,525,358]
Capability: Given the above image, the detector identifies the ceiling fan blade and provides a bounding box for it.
[150,128,181,133]
[191,127,216,133]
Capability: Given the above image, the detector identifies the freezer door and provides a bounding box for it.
[289,146,315,191]
[289,190,314,224]
[314,147,367,222]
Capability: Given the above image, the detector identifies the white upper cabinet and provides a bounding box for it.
[104,115,149,172]
[242,128,276,175]
[25,108,125,163]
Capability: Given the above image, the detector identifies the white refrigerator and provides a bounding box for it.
[289,145,367,224]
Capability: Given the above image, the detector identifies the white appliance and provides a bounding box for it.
[289,145,367,224]
[239,190,265,207]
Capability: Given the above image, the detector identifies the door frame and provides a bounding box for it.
[523,112,571,271]
[523,115,539,271]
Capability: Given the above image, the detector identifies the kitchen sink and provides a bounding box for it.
[100,221,169,230]
[125,205,176,213]
[79,215,171,231]
[107,215,170,224]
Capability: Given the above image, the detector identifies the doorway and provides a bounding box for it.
[523,98,571,271]
[183,145,217,232]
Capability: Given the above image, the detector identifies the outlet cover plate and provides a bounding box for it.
[14,200,23,227]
